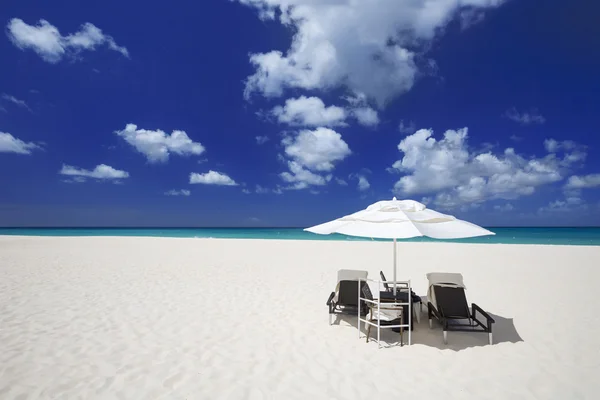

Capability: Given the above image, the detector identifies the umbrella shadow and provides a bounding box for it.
[329,306,523,351]
[410,311,524,351]
[330,313,406,347]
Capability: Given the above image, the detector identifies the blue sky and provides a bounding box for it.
[1,0,599,227]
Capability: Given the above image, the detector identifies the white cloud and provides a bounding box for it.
[270,95,378,127]
[343,93,379,127]
[189,171,238,186]
[0,132,41,154]
[352,107,380,127]
[390,128,586,209]
[335,178,348,186]
[279,127,351,190]
[165,189,191,196]
[256,135,269,145]
[494,203,514,212]
[505,107,546,125]
[398,120,416,134]
[564,174,600,190]
[280,161,328,189]
[357,176,370,191]
[238,0,505,108]
[7,19,129,63]
[282,127,351,172]
[1,94,32,112]
[59,164,129,182]
[115,124,205,163]
[272,96,347,127]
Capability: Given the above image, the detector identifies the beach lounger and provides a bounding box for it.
[426,272,495,345]
[326,269,369,324]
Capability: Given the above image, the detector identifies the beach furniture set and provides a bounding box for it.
[326,269,495,348]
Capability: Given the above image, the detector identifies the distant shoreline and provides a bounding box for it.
[1,227,600,246]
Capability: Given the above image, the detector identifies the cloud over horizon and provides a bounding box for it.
[390,127,586,209]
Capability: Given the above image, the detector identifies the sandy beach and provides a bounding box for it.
[1,236,599,399]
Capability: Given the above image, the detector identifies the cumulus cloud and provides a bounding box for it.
[272,96,347,127]
[59,164,129,183]
[356,176,370,191]
[7,18,129,63]
[564,174,600,190]
[335,178,348,186]
[282,127,351,172]
[343,93,379,127]
[256,135,269,145]
[278,128,350,189]
[115,124,205,163]
[237,0,505,108]
[390,128,586,209]
[0,132,42,154]
[280,161,329,190]
[165,189,191,196]
[189,171,238,186]
[505,107,546,125]
[1,94,32,112]
[270,95,378,127]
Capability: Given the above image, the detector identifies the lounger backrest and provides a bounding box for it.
[338,280,367,307]
[361,282,374,301]
[380,271,390,291]
[433,285,471,319]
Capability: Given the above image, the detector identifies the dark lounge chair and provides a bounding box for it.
[327,270,369,324]
[427,283,495,345]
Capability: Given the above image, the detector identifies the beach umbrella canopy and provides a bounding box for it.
[304,198,495,293]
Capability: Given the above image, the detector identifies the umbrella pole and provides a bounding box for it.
[393,238,397,296]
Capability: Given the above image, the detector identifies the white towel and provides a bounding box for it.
[333,269,368,302]
[426,272,466,309]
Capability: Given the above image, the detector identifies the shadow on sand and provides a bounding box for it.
[330,305,523,351]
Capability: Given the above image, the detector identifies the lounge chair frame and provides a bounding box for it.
[358,278,412,348]
[427,285,495,345]
[326,280,369,325]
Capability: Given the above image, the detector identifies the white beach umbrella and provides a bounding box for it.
[304,198,495,294]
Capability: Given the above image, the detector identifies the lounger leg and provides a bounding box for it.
[400,327,404,347]
[489,332,493,345]
[329,313,332,325]
[429,318,432,329]
[366,323,371,343]
[443,331,448,344]
[413,304,420,324]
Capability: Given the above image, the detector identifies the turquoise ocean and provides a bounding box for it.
[1,227,600,246]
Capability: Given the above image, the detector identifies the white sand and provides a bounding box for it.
[1,236,599,399]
